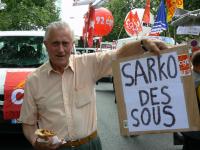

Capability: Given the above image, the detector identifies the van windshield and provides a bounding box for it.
[0,36,48,68]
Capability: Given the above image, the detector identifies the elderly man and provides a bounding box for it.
[19,21,168,150]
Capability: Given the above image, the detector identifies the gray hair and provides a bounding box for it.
[44,21,75,41]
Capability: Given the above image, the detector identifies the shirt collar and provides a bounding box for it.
[47,56,75,75]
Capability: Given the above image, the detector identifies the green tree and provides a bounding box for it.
[0,0,60,30]
[103,0,129,42]
[184,0,200,11]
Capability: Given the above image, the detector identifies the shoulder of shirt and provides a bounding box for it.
[73,51,116,59]
[27,62,49,80]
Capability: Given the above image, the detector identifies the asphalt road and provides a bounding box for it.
[96,82,183,150]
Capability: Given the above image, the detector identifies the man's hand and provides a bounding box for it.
[141,39,170,55]
[33,137,63,150]
[116,38,170,59]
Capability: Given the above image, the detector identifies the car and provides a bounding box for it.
[99,42,113,52]
[116,36,175,49]
[75,47,96,54]
[0,31,48,145]
[97,42,114,83]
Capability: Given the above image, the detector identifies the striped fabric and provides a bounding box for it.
[150,0,168,35]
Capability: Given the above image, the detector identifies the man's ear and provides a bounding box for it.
[43,41,47,47]
[197,65,200,72]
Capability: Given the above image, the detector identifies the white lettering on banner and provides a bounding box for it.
[96,16,113,26]
[125,18,134,30]
[120,52,189,132]
[11,89,24,105]
[179,59,189,67]
[96,16,104,24]
[106,19,113,26]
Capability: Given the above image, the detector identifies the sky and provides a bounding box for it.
[61,0,89,36]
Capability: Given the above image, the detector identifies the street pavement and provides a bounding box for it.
[96,82,183,150]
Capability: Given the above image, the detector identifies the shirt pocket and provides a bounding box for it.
[74,87,92,108]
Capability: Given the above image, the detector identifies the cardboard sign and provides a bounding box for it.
[112,45,200,136]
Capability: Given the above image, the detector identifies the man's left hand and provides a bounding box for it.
[141,39,170,55]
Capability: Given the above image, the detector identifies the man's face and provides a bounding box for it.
[44,28,73,71]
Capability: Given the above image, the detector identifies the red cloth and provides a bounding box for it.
[134,12,142,33]
[142,0,151,24]
[87,7,95,47]
[3,72,30,120]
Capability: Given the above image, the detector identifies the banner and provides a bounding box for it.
[3,72,30,120]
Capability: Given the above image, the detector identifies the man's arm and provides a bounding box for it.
[116,39,169,59]
[22,123,38,146]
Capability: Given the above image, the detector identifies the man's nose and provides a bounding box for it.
[58,44,65,51]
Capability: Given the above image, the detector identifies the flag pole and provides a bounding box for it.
[117,25,124,40]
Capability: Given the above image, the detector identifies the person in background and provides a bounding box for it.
[181,50,200,150]
[191,50,200,88]
[19,21,169,150]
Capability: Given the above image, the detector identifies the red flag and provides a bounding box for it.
[87,7,95,47]
[124,11,142,36]
[124,11,137,36]
[3,72,30,120]
[134,11,142,33]
[142,0,151,24]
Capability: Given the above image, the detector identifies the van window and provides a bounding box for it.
[0,36,48,68]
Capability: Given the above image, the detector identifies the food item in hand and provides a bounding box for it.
[35,129,56,139]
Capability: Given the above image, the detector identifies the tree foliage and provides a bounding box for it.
[0,0,60,30]
[184,0,200,11]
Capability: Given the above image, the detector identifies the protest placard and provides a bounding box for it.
[112,45,200,136]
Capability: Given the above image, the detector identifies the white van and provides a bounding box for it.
[116,36,175,49]
[0,31,48,140]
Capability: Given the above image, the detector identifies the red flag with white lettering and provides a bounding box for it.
[124,11,136,36]
[124,11,142,36]
[3,72,30,120]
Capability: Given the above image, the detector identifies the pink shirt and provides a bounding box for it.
[19,51,116,140]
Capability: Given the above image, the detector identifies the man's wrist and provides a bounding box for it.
[140,39,148,52]
[32,137,38,146]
